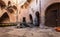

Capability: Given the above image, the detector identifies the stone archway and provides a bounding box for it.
[45,3,60,27]
[0,12,10,23]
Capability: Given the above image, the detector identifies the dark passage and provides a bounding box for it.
[0,12,9,23]
[34,11,40,27]
[20,17,29,28]
[29,14,33,24]
[45,3,60,27]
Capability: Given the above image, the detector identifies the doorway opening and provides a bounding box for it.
[45,3,60,27]
[0,12,10,23]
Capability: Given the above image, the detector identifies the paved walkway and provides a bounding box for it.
[0,27,60,37]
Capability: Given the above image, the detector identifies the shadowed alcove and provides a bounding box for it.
[45,2,60,27]
[0,12,10,23]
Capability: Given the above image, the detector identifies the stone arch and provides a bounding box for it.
[0,12,10,23]
[45,2,60,27]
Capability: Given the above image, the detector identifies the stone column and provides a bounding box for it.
[40,15,45,28]
[39,0,45,28]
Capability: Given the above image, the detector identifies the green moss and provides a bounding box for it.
[0,23,17,27]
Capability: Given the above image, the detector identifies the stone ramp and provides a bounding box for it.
[7,28,60,37]
[7,28,28,36]
[0,27,60,37]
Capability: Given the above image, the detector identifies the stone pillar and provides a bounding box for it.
[39,0,45,28]
[40,15,45,28]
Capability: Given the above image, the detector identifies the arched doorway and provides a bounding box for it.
[0,12,10,23]
[45,3,60,27]
[35,11,40,26]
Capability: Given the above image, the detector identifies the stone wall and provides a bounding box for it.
[40,0,60,27]
[0,0,39,23]
[1,0,60,27]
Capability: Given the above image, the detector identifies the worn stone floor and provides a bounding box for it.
[0,26,60,37]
